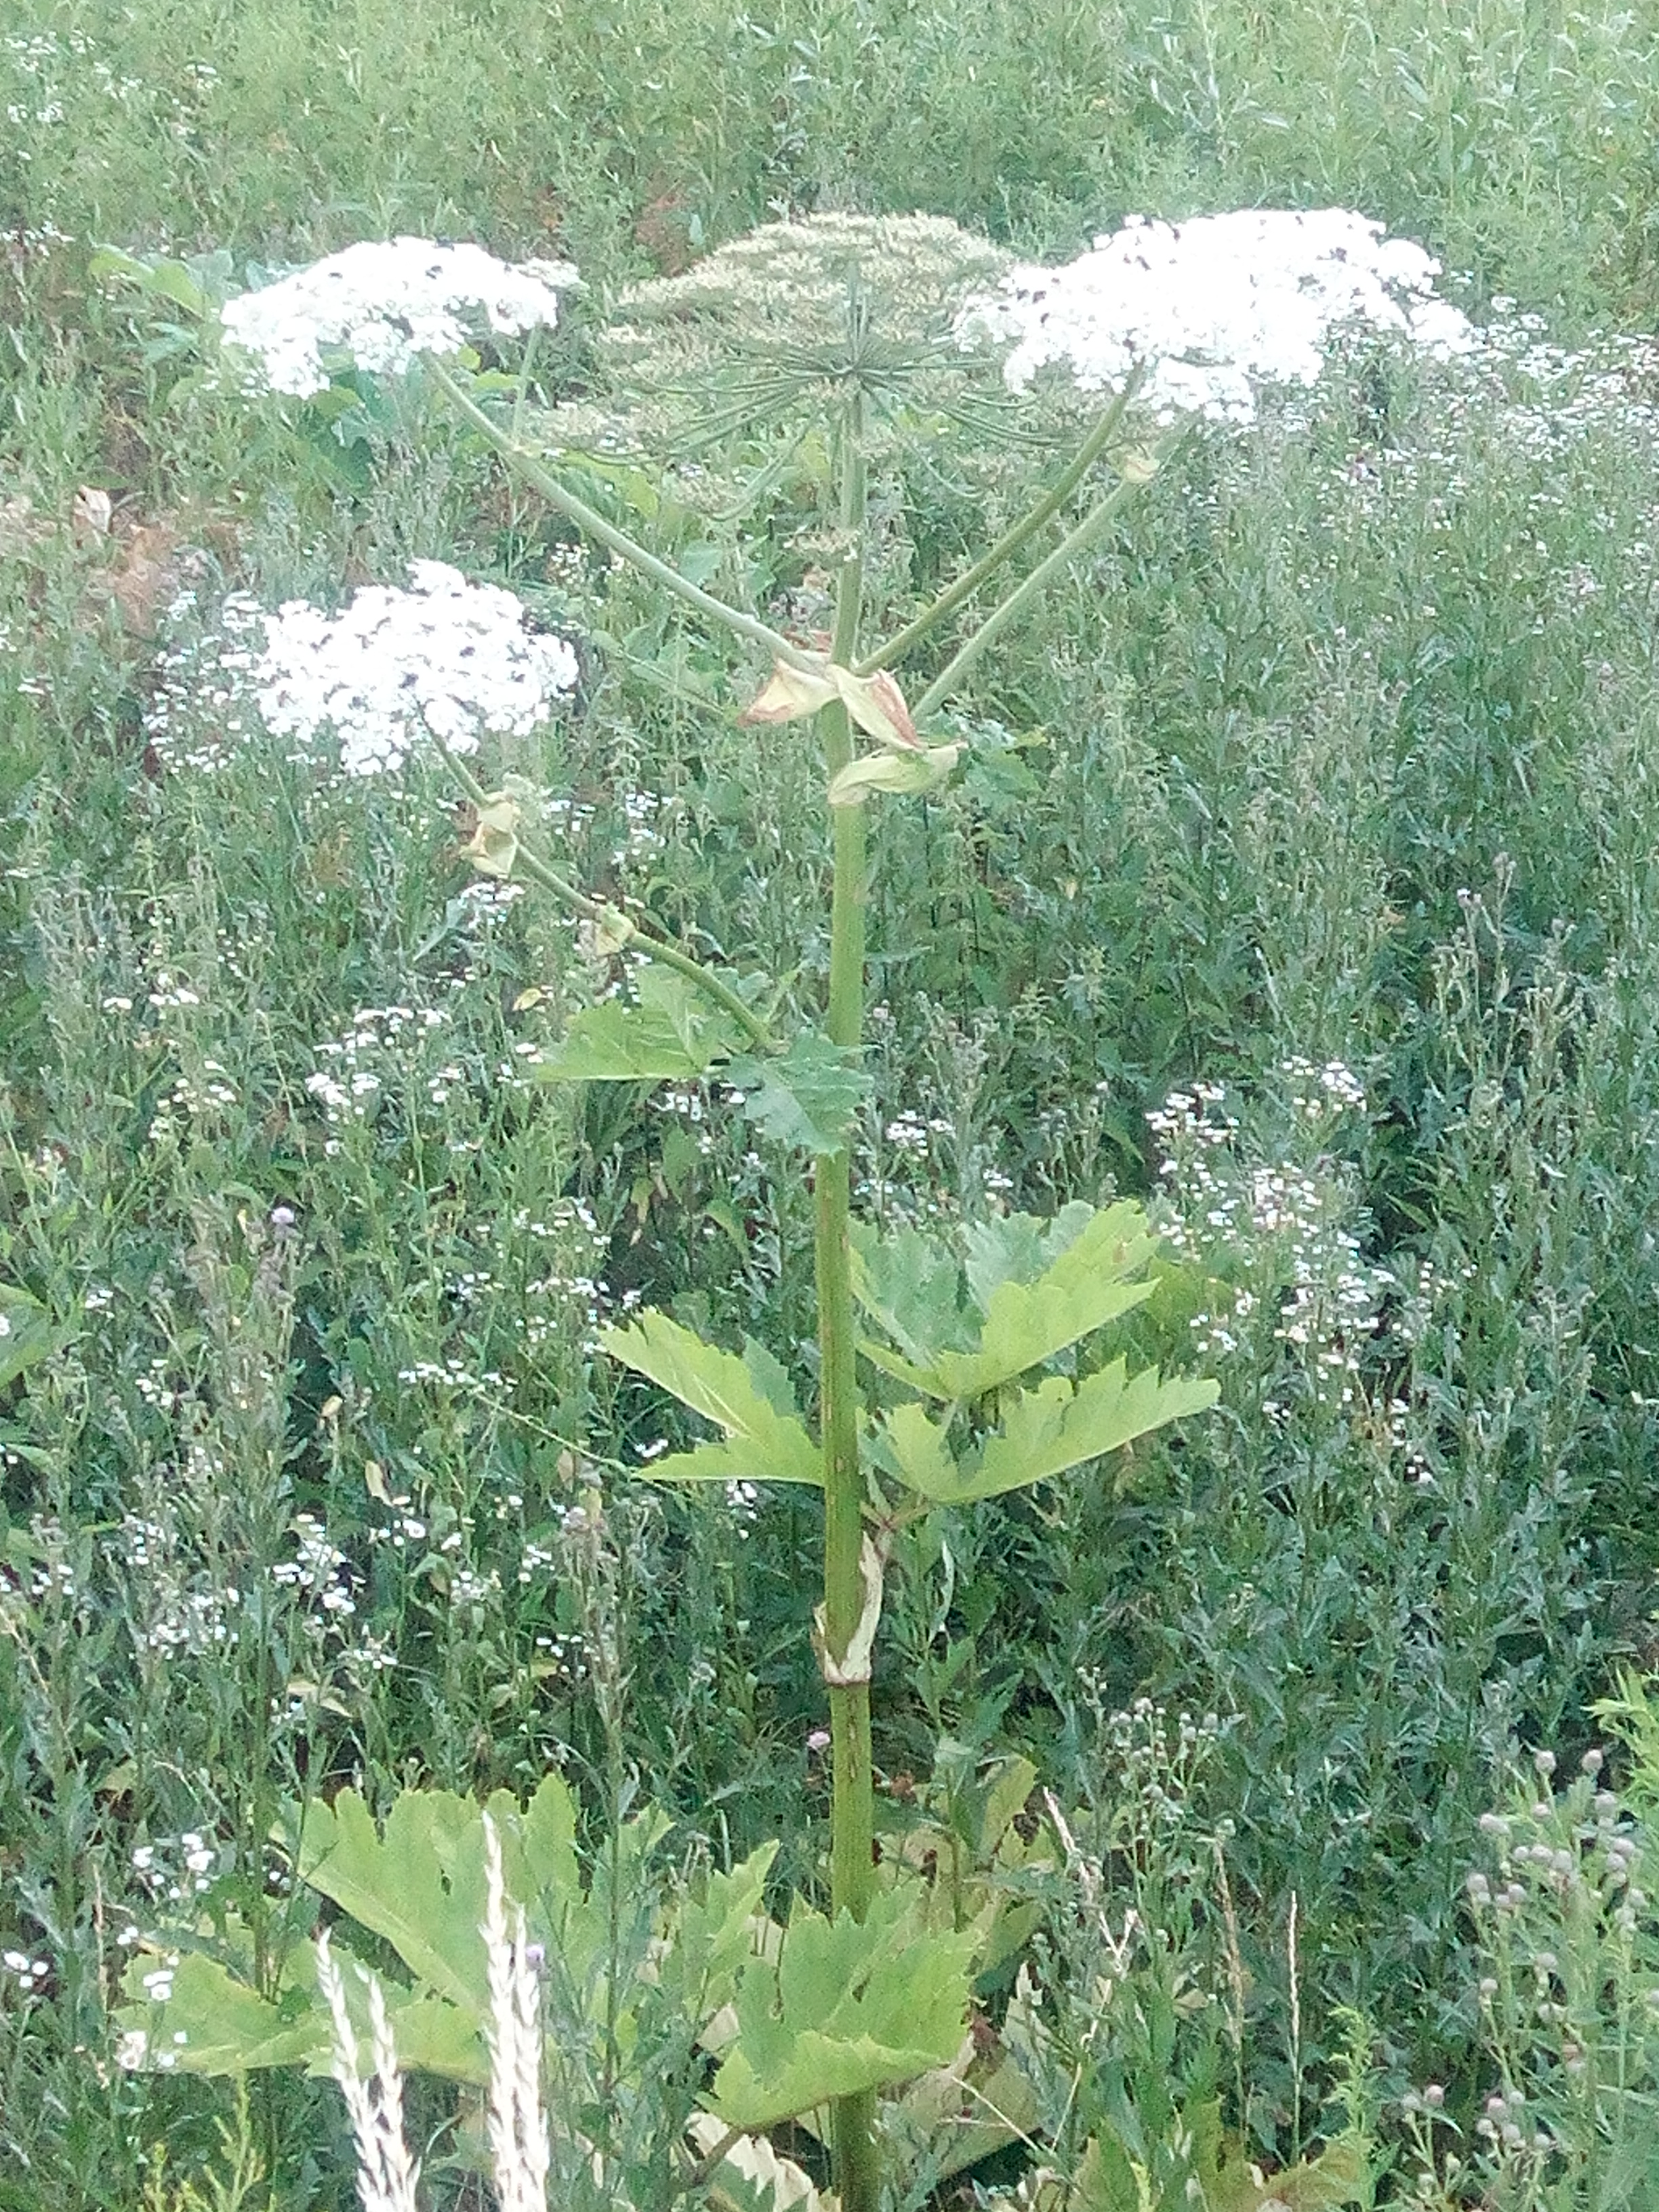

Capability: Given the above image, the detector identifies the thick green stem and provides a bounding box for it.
[428,730,773,1047]
[910,469,1145,722]
[855,368,1143,677]
[815,396,880,2212]
[428,357,819,674]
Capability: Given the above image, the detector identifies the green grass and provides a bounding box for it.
[9,0,1659,2205]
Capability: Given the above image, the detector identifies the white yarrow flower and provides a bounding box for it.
[958,208,1475,422]
[220,237,577,398]
[147,562,578,776]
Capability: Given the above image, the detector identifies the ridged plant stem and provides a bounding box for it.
[814,390,879,2212]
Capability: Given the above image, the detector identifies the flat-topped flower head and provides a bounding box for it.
[219,237,577,398]
[592,212,1014,443]
[147,561,577,776]
[957,209,1475,423]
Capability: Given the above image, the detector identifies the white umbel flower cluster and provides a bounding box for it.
[219,237,577,398]
[148,562,578,775]
[958,209,1475,423]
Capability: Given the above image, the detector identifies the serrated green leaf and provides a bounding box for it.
[659,1842,779,2020]
[115,1941,487,2083]
[0,1284,57,1393]
[601,1311,822,1486]
[709,1892,974,2130]
[930,1203,1164,1399]
[533,1000,708,1081]
[878,1359,1218,1504]
[962,1202,1097,1314]
[855,1203,1171,1402]
[115,1948,325,2076]
[728,1029,872,1155]
[532,966,743,1084]
[298,1787,490,2011]
[849,1221,974,1373]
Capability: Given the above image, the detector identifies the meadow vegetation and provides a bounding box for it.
[8,1,1659,2207]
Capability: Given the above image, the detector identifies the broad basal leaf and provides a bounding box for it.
[728,1029,872,1156]
[115,1940,487,2083]
[708,1891,975,2131]
[877,1359,1218,1505]
[89,245,211,317]
[115,1948,325,2076]
[600,1310,823,1486]
[532,964,744,1084]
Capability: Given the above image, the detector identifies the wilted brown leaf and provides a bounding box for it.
[71,485,112,543]
[739,658,922,752]
[737,660,839,726]
[463,794,521,880]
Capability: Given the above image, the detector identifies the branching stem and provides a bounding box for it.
[911,470,1145,721]
[857,367,1143,676]
[426,730,773,1047]
[428,358,819,675]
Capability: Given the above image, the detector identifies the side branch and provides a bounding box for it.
[427,730,774,1048]
[427,359,819,677]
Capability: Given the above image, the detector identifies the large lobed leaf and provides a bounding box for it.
[114,1772,622,2085]
[533,964,746,1083]
[115,1939,487,2083]
[709,1892,975,2131]
[600,1310,823,1485]
[877,1359,1218,1504]
[854,1202,1170,1401]
[728,1029,872,1156]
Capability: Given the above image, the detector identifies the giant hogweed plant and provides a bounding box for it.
[433,254,1218,2212]
[106,223,1218,2212]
